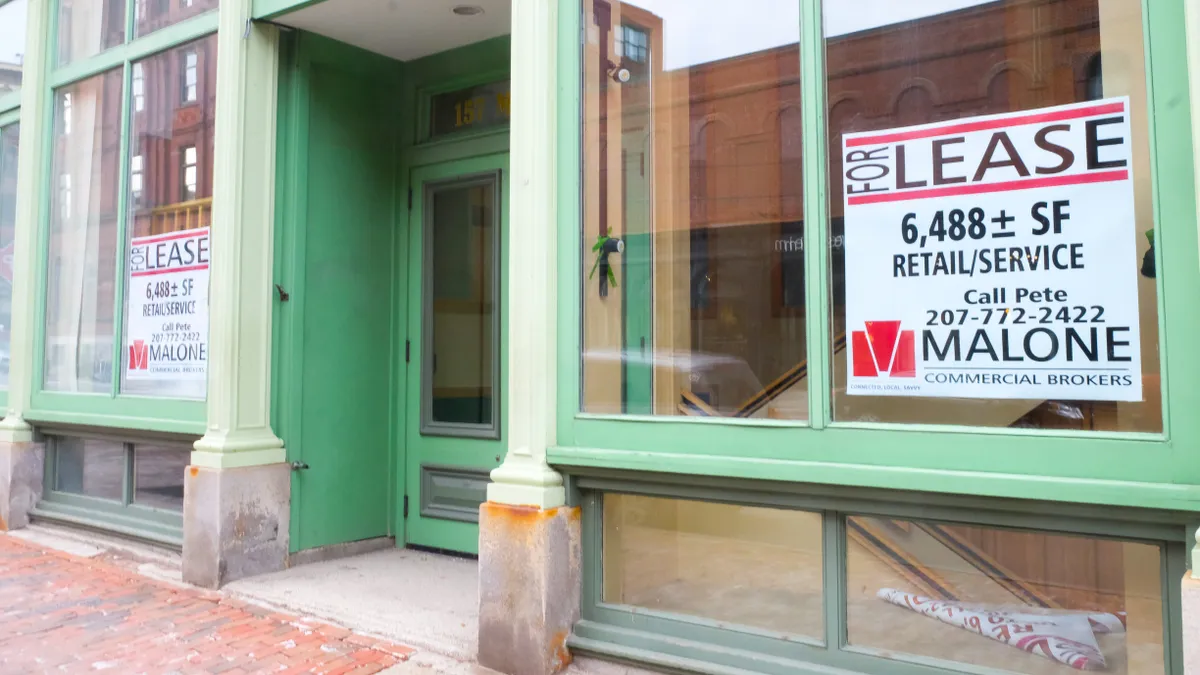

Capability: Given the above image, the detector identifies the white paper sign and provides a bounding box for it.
[842,98,1142,401]
[125,228,209,381]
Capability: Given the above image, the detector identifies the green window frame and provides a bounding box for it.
[27,0,219,434]
[568,474,1190,675]
[35,430,189,547]
[550,0,1200,515]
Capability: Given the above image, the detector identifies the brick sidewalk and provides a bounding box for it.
[0,534,415,674]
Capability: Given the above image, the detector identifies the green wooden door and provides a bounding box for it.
[404,154,508,553]
[279,35,398,553]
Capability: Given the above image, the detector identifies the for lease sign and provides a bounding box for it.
[842,97,1142,401]
[125,228,209,381]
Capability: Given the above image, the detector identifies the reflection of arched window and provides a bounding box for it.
[1085,54,1103,101]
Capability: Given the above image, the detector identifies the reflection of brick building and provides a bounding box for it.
[43,19,217,390]
[587,0,1108,412]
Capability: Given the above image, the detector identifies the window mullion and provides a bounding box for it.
[800,0,831,429]
[110,61,133,399]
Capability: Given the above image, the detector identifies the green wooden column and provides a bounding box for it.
[485,0,565,510]
[191,6,285,468]
[0,0,51,444]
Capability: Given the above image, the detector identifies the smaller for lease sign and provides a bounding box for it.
[125,228,209,382]
[842,98,1142,401]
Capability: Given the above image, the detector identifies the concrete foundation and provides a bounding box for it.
[182,463,290,589]
[478,502,581,675]
[0,440,44,531]
[1183,574,1200,673]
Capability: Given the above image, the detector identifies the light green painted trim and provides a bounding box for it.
[28,390,204,426]
[27,407,205,435]
[0,0,52,444]
[191,446,287,469]
[110,62,133,399]
[550,445,1200,513]
[0,92,19,116]
[47,12,219,89]
[551,0,1200,504]
[799,0,828,429]
[191,0,285,465]
[556,0,581,447]
[405,130,509,169]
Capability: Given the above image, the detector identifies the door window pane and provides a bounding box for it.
[56,0,126,67]
[54,437,125,501]
[580,0,806,420]
[424,177,498,432]
[0,0,27,95]
[134,0,217,39]
[44,70,123,393]
[133,443,188,510]
[846,516,1164,674]
[604,494,824,640]
[825,1,1160,432]
[0,123,18,388]
[120,36,215,399]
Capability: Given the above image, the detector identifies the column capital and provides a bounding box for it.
[0,0,53,443]
[192,9,284,468]
[487,0,565,509]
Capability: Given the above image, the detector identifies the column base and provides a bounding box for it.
[182,463,290,589]
[0,440,44,530]
[478,502,581,675]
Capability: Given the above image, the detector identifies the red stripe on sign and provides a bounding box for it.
[131,263,209,277]
[134,229,208,246]
[847,170,1128,206]
[844,102,1126,148]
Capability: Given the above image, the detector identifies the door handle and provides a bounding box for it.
[290,460,310,471]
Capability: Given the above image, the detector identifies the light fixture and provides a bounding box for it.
[452,5,484,15]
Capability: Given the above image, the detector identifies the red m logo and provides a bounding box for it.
[852,321,916,377]
[129,340,149,370]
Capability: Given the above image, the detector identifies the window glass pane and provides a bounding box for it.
[0,122,18,388]
[581,0,806,420]
[121,36,215,399]
[134,0,217,40]
[56,0,126,67]
[603,494,824,640]
[133,442,187,510]
[426,179,497,429]
[54,437,125,501]
[44,70,123,393]
[846,516,1164,674]
[826,1,1161,432]
[0,0,27,95]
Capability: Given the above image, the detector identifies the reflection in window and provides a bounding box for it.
[824,0,1160,432]
[604,494,825,639]
[0,0,27,95]
[581,0,806,419]
[846,516,1164,674]
[134,443,189,511]
[0,123,18,388]
[44,70,123,393]
[181,51,198,103]
[132,63,145,111]
[181,145,197,200]
[54,437,125,501]
[134,0,217,39]
[56,0,126,67]
[121,35,216,399]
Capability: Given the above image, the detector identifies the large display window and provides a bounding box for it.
[30,0,218,432]
[558,1,1199,673]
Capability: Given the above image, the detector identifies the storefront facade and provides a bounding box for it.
[3,0,1200,673]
